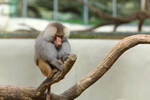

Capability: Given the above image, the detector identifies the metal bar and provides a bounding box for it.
[112,0,117,17]
[53,0,58,21]
[23,0,28,17]
[83,0,89,25]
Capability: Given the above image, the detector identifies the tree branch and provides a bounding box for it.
[76,0,150,32]
[0,85,64,100]
[36,54,77,96]
[62,34,150,99]
[0,54,77,100]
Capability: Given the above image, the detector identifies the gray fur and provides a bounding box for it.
[58,40,71,61]
[35,23,71,71]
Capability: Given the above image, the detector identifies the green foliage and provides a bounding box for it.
[117,0,140,17]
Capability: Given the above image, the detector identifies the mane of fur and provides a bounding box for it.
[42,22,70,39]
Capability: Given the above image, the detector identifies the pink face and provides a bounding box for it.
[44,23,70,48]
[54,35,63,48]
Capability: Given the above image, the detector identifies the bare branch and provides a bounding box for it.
[76,0,150,32]
[77,0,111,19]
[0,85,37,100]
[62,34,150,99]
[0,85,65,100]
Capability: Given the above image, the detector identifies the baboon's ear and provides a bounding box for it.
[63,27,70,37]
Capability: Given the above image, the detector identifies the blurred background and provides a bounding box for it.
[0,0,150,100]
[0,0,150,34]
[0,0,142,24]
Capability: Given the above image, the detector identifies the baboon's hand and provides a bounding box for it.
[57,64,64,72]
[62,54,70,62]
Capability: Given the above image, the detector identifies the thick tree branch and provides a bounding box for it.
[36,54,77,96]
[0,54,77,100]
[0,85,64,100]
[62,34,150,99]
[0,86,38,100]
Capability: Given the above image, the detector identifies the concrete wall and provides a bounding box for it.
[0,39,150,100]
